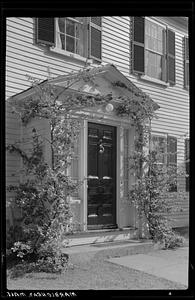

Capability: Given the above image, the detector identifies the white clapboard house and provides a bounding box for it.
[6,17,189,241]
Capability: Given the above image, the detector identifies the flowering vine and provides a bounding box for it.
[114,80,186,248]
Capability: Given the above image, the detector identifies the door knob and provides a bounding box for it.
[99,144,104,154]
[98,139,105,154]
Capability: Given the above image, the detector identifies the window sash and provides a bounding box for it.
[145,19,165,80]
[56,17,85,57]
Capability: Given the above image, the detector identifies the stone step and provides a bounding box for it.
[64,227,139,247]
[61,239,154,264]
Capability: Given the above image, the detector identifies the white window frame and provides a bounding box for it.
[51,17,89,62]
[144,17,167,82]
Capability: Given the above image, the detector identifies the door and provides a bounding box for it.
[87,122,117,229]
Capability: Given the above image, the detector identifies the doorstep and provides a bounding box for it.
[63,227,139,247]
[61,239,154,265]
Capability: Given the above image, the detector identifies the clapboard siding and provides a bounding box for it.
[6,17,189,228]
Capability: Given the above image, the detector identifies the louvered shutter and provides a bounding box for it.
[89,17,102,61]
[167,136,177,191]
[132,17,145,74]
[36,18,55,46]
[184,37,189,88]
[167,29,175,85]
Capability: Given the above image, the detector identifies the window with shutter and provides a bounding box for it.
[36,18,55,46]
[132,17,175,85]
[36,17,102,61]
[184,37,189,88]
[89,17,102,61]
[185,138,189,192]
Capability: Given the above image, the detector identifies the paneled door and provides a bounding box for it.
[87,122,116,229]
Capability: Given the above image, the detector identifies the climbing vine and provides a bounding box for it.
[114,80,186,248]
[6,66,113,273]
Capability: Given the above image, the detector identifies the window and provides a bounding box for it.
[185,139,189,192]
[151,134,177,192]
[56,17,85,56]
[36,17,102,61]
[183,37,189,88]
[145,19,165,80]
[132,17,175,84]
[151,135,166,164]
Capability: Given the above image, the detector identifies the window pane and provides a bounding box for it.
[145,19,163,53]
[58,18,65,33]
[145,51,162,80]
[60,34,65,50]
[66,19,75,37]
[66,36,75,52]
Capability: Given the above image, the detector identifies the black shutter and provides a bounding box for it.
[167,136,177,192]
[185,139,189,192]
[89,17,102,61]
[36,18,55,46]
[184,37,189,88]
[132,17,145,74]
[167,29,175,85]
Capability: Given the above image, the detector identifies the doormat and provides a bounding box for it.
[91,240,139,248]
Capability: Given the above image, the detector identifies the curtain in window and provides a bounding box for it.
[145,20,164,80]
[56,18,84,56]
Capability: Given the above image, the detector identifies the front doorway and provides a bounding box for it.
[87,122,117,229]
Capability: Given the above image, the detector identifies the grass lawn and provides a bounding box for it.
[7,257,186,290]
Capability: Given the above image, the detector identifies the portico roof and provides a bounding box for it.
[9,63,160,111]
